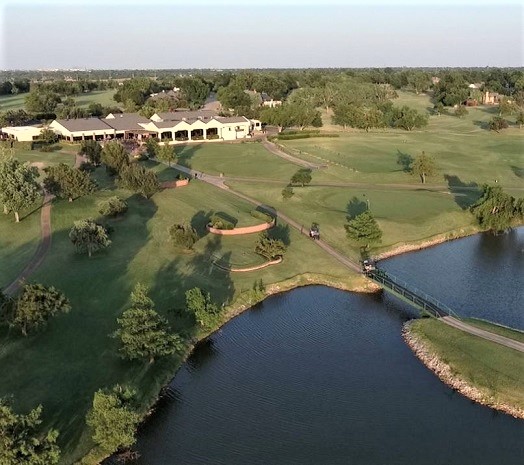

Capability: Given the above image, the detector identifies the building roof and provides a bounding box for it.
[102,113,150,131]
[213,116,250,124]
[154,110,218,121]
[54,118,114,132]
[1,125,43,134]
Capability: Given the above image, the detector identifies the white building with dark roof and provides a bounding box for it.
[48,111,253,143]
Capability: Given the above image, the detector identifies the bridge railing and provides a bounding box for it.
[369,269,461,318]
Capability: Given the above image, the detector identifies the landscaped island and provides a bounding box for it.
[404,319,524,419]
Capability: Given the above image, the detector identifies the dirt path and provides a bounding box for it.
[5,192,54,296]
[441,316,524,353]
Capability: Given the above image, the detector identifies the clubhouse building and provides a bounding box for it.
[47,110,254,143]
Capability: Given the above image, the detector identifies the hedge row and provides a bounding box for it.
[209,214,234,230]
[276,133,340,140]
[250,209,274,223]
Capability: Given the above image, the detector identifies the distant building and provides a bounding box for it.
[47,110,255,143]
[245,90,282,108]
[482,91,502,105]
[1,125,44,142]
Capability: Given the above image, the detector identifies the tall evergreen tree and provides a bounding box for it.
[345,211,383,249]
[113,283,183,363]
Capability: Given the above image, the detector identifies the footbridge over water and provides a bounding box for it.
[365,268,460,318]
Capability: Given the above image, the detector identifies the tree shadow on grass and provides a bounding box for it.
[473,120,490,130]
[396,150,413,173]
[346,196,368,220]
[190,210,213,238]
[270,223,291,246]
[510,166,524,178]
[0,193,159,460]
[176,144,203,170]
[444,174,482,209]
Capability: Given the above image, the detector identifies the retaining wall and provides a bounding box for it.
[213,257,283,272]
[207,219,275,235]
[161,179,189,189]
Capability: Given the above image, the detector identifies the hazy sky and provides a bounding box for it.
[1,0,522,69]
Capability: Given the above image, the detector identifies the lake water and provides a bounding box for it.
[129,228,524,465]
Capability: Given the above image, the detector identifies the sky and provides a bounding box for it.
[0,0,522,69]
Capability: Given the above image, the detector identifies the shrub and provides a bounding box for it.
[209,214,234,230]
[254,232,286,260]
[489,116,509,132]
[250,209,274,223]
[169,223,199,249]
[98,196,128,217]
[454,105,469,118]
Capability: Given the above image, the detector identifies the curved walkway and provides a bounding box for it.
[5,192,54,296]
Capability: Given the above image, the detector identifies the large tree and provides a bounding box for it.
[470,185,522,232]
[43,163,96,202]
[86,385,140,454]
[101,141,130,175]
[411,151,437,184]
[156,143,176,167]
[113,283,183,363]
[391,106,428,131]
[117,164,160,199]
[0,399,61,465]
[24,90,61,114]
[0,157,40,222]
[345,211,383,249]
[290,168,312,187]
[216,83,252,114]
[69,219,111,257]
[79,140,103,166]
[10,283,71,336]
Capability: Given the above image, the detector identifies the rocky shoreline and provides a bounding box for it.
[375,227,481,261]
[403,320,524,420]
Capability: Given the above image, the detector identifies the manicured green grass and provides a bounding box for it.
[0,93,26,111]
[72,90,118,108]
[13,148,76,168]
[176,142,298,180]
[228,180,476,260]
[465,318,524,342]
[292,91,524,189]
[0,197,43,288]
[410,319,524,411]
[0,90,117,112]
[0,169,355,464]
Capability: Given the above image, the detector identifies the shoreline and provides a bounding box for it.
[403,320,524,420]
[374,226,481,261]
[85,226,521,463]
